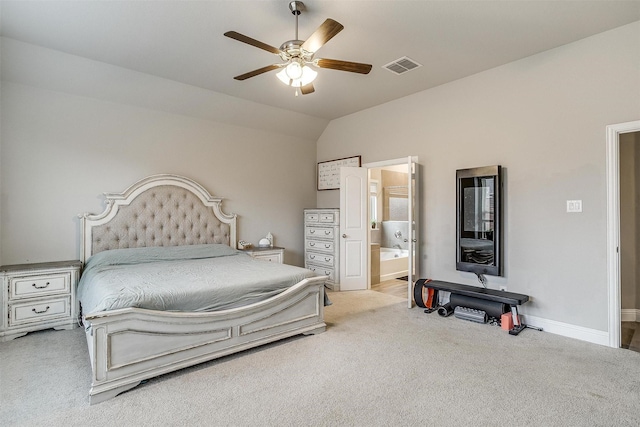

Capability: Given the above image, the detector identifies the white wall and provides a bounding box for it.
[317,22,640,336]
[0,40,321,267]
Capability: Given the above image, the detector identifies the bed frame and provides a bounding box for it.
[79,174,326,404]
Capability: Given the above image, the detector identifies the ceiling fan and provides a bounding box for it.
[224,1,372,95]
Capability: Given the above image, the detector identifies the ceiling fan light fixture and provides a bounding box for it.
[285,60,303,79]
[276,64,317,88]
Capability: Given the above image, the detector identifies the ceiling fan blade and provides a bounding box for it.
[224,31,281,55]
[233,64,281,81]
[300,83,315,95]
[300,19,344,53]
[315,58,372,74]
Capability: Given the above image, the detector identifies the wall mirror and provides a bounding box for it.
[456,165,503,276]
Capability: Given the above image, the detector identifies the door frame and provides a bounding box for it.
[363,156,419,308]
[606,120,640,348]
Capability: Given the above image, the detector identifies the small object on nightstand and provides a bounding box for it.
[238,240,253,249]
[258,238,271,248]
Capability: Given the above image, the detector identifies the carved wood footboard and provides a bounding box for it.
[85,277,326,404]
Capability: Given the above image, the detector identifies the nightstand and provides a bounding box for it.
[240,246,284,264]
[0,260,82,342]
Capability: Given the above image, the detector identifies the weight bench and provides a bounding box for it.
[415,279,538,335]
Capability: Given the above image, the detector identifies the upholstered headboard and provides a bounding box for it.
[79,174,237,263]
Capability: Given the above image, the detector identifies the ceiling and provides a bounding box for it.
[1,1,639,121]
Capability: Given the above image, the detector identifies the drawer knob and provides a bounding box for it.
[310,242,315,246]
[310,230,316,234]
[32,306,50,314]
[324,231,330,235]
[32,282,50,289]
[310,255,315,259]
[325,258,331,262]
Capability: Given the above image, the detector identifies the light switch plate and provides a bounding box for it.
[567,200,582,213]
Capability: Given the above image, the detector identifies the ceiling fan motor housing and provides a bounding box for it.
[279,40,314,63]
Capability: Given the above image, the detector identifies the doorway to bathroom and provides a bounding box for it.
[338,156,418,308]
[369,162,412,302]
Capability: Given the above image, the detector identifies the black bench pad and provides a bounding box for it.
[417,279,529,306]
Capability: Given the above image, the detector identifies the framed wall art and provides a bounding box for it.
[317,155,361,190]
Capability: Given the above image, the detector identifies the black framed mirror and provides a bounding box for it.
[456,165,503,276]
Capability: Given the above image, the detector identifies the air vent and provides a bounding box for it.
[382,56,422,75]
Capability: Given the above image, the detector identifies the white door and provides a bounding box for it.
[339,166,368,291]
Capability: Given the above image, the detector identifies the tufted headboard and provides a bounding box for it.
[79,174,237,264]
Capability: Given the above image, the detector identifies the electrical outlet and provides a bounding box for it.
[499,286,507,291]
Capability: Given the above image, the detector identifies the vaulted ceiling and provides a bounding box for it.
[2,1,639,121]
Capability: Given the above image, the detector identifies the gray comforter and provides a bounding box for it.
[77,244,317,315]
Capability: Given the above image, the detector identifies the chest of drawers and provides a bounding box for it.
[0,260,81,342]
[304,208,340,290]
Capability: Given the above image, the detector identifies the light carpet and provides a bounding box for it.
[1,290,640,426]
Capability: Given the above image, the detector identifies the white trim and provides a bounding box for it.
[621,309,640,322]
[520,315,609,347]
[362,157,418,169]
[606,120,640,348]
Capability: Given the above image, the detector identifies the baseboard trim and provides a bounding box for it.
[520,314,610,347]
[621,309,640,322]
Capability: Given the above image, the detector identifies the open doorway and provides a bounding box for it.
[369,164,411,299]
[337,156,418,308]
[606,120,640,349]
[618,130,640,352]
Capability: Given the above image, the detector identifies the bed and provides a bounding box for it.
[78,174,327,404]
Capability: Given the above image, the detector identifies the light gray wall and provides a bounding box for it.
[0,40,320,267]
[316,22,640,332]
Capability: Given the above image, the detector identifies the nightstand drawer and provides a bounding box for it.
[252,253,282,263]
[11,273,70,299]
[9,297,71,326]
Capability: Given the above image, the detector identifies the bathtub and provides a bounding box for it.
[380,248,409,281]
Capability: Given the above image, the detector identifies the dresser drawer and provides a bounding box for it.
[305,212,319,223]
[306,239,335,253]
[306,226,334,239]
[9,297,71,326]
[10,273,70,300]
[306,252,334,267]
[306,264,336,282]
[318,212,337,223]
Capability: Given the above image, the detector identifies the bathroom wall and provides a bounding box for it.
[381,168,409,249]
